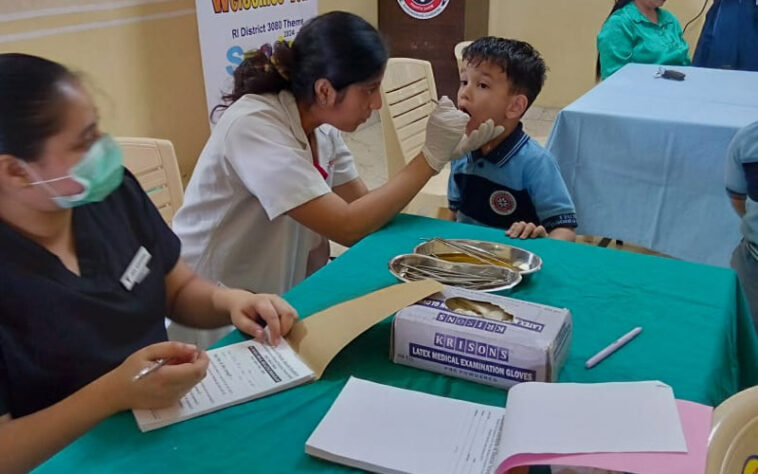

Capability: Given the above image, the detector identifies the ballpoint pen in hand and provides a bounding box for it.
[132,358,168,381]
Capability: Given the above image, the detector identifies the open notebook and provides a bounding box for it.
[133,280,443,431]
[306,377,711,474]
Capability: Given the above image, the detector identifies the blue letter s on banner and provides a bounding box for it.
[226,45,244,75]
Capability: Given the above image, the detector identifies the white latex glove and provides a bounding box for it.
[422,96,505,173]
[454,118,505,157]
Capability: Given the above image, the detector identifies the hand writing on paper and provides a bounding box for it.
[214,289,298,345]
[105,342,209,411]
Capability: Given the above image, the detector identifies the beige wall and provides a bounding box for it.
[488,0,707,108]
[0,0,376,182]
[319,0,377,26]
[0,0,705,179]
[0,0,208,182]
[465,0,490,40]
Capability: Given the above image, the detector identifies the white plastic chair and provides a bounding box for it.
[117,137,186,335]
[707,385,758,473]
[454,40,472,71]
[379,58,449,218]
[117,137,184,226]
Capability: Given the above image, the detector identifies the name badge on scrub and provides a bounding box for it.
[121,246,152,290]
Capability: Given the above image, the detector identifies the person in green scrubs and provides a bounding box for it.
[596,0,691,80]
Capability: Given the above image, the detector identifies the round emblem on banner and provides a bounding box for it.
[490,190,517,216]
[397,0,449,20]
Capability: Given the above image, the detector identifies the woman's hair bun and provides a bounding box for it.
[270,40,294,81]
[240,41,292,82]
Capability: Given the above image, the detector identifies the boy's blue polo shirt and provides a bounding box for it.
[448,123,578,232]
[726,121,758,253]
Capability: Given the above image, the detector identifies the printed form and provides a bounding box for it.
[133,338,314,431]
[306,377,504,474]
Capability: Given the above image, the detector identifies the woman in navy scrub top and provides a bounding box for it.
[0,54,297,473]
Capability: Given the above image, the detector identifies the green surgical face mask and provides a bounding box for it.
[25,134,124,208]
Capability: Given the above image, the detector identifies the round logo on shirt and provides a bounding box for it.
[397,0,449,20]
[490,190,517,216]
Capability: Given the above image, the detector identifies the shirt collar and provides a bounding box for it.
[470,122,528,167]
[278,90,331,178]
[0,214,71,271]
[279,90,309,146]
[625,2,671,26]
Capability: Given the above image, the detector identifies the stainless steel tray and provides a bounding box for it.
[388,254,522,292]
[413,238,542,275]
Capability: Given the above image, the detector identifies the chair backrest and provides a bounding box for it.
[117,137,184,225]
[707,385,758,474]
[379,58,438,178]
[454,41,472,71]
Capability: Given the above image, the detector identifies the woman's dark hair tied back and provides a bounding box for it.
[242,41,293,81]
[0,53,76,162]
[213,41,294,119]
[610,0,635,15]
[596,0,636,79]
[212,11,388,120]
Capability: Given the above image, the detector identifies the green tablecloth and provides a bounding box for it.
[38,214,758,473]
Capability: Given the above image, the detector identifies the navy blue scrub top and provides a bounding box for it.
[0,170,180,417]
[694,0,758,71]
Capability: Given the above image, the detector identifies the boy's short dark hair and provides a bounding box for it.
[462,37,547,108]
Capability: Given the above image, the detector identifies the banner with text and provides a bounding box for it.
[195,0,318,120]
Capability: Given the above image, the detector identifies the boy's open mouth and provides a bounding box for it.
[459,106,471,117]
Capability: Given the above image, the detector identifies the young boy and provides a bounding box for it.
[725,120,758,333]
[447,37,577,241]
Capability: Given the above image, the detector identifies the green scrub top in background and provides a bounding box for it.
[597,2,691,80]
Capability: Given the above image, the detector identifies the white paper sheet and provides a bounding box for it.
[306,377,505,474]
[133,338,314,431]
[494,381,687,466]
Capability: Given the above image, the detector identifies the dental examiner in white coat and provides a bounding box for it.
[172,12,502,346]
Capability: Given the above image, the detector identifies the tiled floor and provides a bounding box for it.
[522,105,560,145]
[341,111,388,190]
[338,106,668,259]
